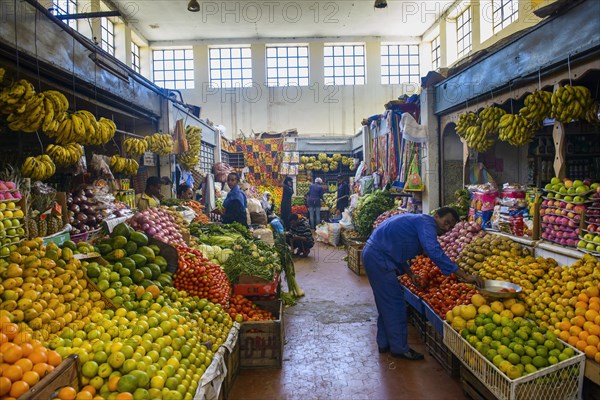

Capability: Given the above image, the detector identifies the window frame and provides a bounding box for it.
[52,0,77,30]
[100,17,115,56]
[380,43,420,85]
[456,7,472,58]
[152,48,195,90]
[323,44,366,86]
[492,0,519,33]
[131,42,141,73]
[431,36,441,70]
[208,46,253,88]
[265,45,310,87]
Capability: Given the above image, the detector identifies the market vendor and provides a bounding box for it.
[177,184,194,200]
[362,207,483,360]
[135,176,162,211]
[222,172,248,227]
[336,175,350,214]
[287,213,314,257]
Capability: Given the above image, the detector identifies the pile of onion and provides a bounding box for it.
[129,207,186,246]
[438,221,486,261]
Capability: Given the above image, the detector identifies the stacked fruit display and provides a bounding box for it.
[0,318,63,398]
[299,153,356,172]
[446,295,577,380]
[0,181,25,257]
[552,285,600,363]
[372,209,406,231]
[0,239,110,340]
[227,294,276,322]
[128,207,189,247]
[438,221,485,262]
[67,189,108,235]
[578,196,600,253]
[540,177,597,247]
[400,256,479,318]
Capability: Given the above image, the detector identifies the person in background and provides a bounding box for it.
[222,172,248,227]
[336,175,350,215]
[177,184,194,200]
[281,176,294,230]
[306,177,325,229]
[287,213,314,257]
[261,191,275,217]
[362,207,483,360]
[136,176,162,211]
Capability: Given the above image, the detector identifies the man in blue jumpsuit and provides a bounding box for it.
[362,207,483,360]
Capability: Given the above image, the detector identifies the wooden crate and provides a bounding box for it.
[239,300,284,368]
[347,242,365,276]
[21,354,80,400]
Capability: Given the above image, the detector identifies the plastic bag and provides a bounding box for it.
[90,154,113,179]
[247,198,263,214]
[212,162,232,183]
[315,222,341,246]
[270,218,284,233]
[404,155,423,191]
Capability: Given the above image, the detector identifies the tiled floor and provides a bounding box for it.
[229,243,466,400]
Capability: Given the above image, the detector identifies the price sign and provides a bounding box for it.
[143,152,156,166]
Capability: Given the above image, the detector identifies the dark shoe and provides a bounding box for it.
[378,347,389,354]
[390,349,424,360]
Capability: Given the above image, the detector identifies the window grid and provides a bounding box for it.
[266,46,310,87]
[52,0,77,30]
[209,47,253,88]
[456,8,472,58]
[493,0,519,33]
[131,43,141,73]
[152,49,195,90]
[380,44,420,85]
[100,17,115,56]
[200,143,215,174]
[323,45,366,86]
[431,36,441,70]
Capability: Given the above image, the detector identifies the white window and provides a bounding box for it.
[456,7,472,58]
[493,0,519,33]
[100,17,115,56]
[380,44,420,85]
[266,45,309,87]
[52,0,77,30]
[131,43,141,73]
[324,44,366,85]
[209,47,253,88]
[152,49,195,90]
[431,36,441,70]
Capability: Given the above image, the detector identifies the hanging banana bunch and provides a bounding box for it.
[46,143,84,166]
[456,111,494,153]
[477,106,506,136]
[146,133,174,156]
[0,67,5,83]
[498,114,540,146]
[176,125,202,170]
[0,79,35,116]
[123,137,149,159]
[110,155,139,175]
[551,85,593,123]
[518,90,552,122]
[21,155,56,181]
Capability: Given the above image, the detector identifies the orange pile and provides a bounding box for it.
[51,385,100,400]
[0,312,62,398]
[554,284,600,362]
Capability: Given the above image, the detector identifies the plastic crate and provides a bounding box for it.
[443,322,586,400]
[424,302,444,336]
[407,305,427,341]
[347,242,365,276]
[233,273,280,298]
[425,322,460,377]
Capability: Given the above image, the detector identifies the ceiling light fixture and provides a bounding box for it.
[187,0,200,12]
[374,0,387,9]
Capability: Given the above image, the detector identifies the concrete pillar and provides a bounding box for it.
[362,125,371,174]
[471,1,483,52]
[420,87,440,213]
[439,17,451,67]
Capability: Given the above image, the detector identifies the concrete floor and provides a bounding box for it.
[229,242,466,400]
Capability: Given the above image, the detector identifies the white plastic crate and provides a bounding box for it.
[443,322,585,400]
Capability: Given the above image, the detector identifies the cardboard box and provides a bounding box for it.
[239,300,283,368]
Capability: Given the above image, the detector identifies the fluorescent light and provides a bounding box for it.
[306,141,348,145]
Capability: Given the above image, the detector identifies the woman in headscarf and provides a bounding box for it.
[280,176,294,230]
[261,191,275,217]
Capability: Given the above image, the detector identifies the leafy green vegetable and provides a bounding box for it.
[353,190,395,238]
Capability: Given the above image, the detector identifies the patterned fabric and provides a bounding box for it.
[235,138,283,186]
[290,217,314,246]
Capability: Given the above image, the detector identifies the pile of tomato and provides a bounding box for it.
[174,245,231,307]
[400,255,478,317]
[227,294,275,323]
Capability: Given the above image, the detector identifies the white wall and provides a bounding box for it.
[175,39,425,139]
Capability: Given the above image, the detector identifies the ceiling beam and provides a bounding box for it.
[54,11,121,20]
